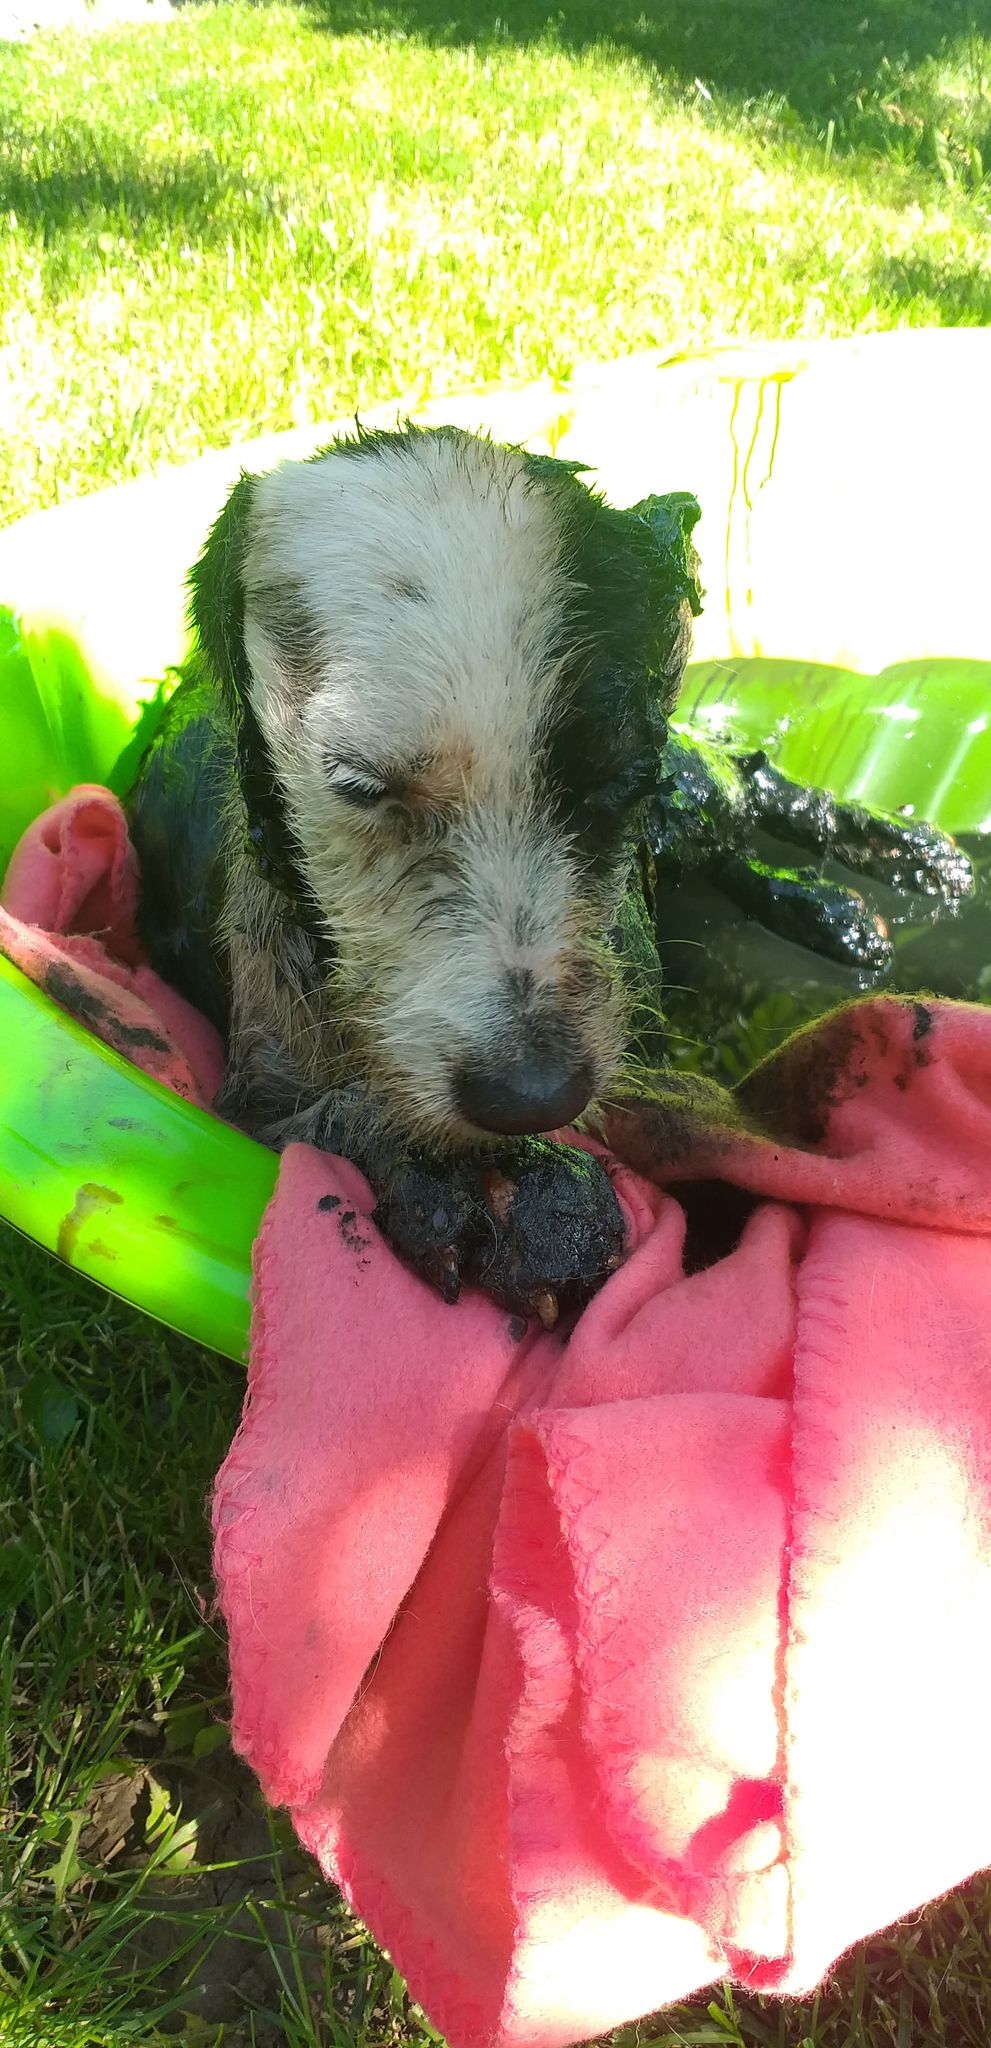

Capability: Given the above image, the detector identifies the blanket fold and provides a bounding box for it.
[5,788,991,2048]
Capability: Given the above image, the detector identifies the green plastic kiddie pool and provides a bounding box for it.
[1,332,989,1361]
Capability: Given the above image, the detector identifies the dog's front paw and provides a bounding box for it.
[374,1139,626,1326]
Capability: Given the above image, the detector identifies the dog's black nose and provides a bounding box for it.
[456,1054,594,1136]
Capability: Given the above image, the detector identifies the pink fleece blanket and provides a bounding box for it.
[6,789,991,2048]
[0,784,223,1103]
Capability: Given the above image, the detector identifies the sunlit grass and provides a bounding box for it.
[1,1,989,523]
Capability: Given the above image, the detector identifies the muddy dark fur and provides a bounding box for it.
[128,426,972,1321]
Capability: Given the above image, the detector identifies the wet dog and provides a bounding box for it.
[128,425,703,1319]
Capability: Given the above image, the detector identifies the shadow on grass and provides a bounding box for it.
[5,0,987,272]
[0,117,249,246]
[0,1226,345,2043]
[288,0,989,144]
[872,249,991,323]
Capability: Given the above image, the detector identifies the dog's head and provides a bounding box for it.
[189,425,701,1149]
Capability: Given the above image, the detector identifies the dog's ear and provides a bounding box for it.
[521,454,703,707]
[187,470,317,911]
[187,470,256,708]
[626,490,705,704]
[627,491,704,616]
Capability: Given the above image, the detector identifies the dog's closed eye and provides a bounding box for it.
[330,769,392,811]
[325,760,451,849]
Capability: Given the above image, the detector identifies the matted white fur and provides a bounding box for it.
[232,431,627,1144]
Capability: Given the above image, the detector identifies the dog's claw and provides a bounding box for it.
[437,1247,462,1305]
[481,1167,516,1225]
[528,1289,560,1330]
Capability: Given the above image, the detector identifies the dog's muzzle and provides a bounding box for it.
[455,1046,594,1137]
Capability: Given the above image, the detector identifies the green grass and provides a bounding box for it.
[2,0,991,2041]
[1,0,990,522]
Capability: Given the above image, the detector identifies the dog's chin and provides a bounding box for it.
[367,1073,600,1158]
[371,1097,519,1159]
[398,1109,589,1159]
